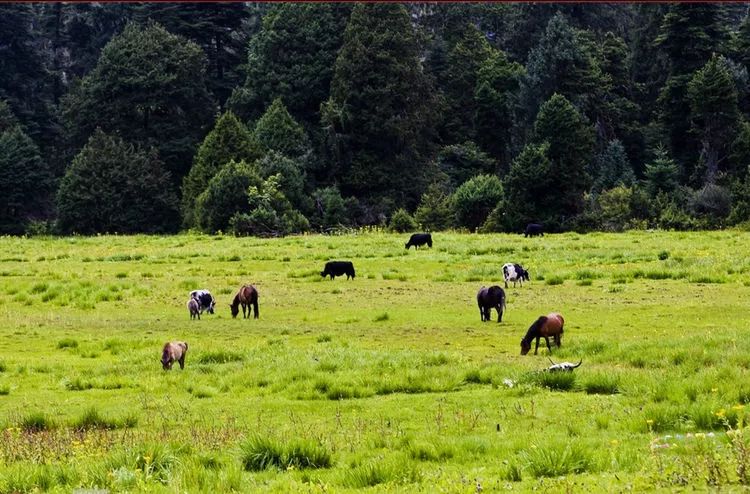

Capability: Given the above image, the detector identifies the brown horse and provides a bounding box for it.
[161,341,188,370]
[520,312,564,355]
[230,285,259,319]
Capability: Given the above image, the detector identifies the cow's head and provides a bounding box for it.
[207,299,215,314]
[521,269,530,281]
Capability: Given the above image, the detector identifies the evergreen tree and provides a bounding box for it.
[656,4,729,179]
[181,111,262,228]
[474,49,524,169]
[415,183,454,231]
[592,140,636,192]
[0,123,53,234]
[57,130,178,234]
[520,13,599,131]
[532,93,595,220]
[132,3,254,107]
[60,22,216,182]
[253,98,311,160]
[502,142,554,230]
[322,3,437,207]
[256,151,309,214]
[687,54,740,183]
[439,24,493,143]
[228,3,351,127]
[644,146,680,196]
[436,142,496,187]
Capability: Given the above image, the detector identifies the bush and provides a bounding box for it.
[415,183,453,231]
[452,174,504,230]
[389,209,417,233]
[689,184,731,223]
[57,130,178,234]
[195,160,262,233]
[436,141,496,187]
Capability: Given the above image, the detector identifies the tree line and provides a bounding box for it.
[3,3,750,236]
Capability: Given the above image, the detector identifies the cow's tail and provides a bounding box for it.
[184,342,188,352]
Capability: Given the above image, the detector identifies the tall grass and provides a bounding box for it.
[239,436,332,471]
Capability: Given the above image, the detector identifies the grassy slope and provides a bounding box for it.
[1,231,750,492]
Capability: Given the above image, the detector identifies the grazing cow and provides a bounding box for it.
[520,312,564,355]
[189,289,215,314]
[547,357,582,372]
[405,233,433,250]
[231,285,259,319]
[320,261,356,280]
[477,285,506,322]
[161,341,188,370]
[187,298,200,320]
[524,223,544,237]
[502,263,530,288]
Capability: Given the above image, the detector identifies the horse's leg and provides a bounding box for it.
[496,305,502,323]
[178,356,185,369]
[534,337,540,355]
[545,337,552,353]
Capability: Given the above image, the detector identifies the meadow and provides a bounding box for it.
[1,231,750,492]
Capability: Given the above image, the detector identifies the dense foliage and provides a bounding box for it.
[5,3,750,234]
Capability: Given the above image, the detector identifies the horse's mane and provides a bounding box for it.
[522,316,547,343]
[230,292,241,308]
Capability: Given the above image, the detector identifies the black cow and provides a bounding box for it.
[405,233,433,250]
[524,223,544,237]
[477,285,506,322]
[321,261,356,280]
[189,289,215,314]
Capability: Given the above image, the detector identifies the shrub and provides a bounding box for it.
[690,184,731,222]
[452,174,504,230]
[389,208,417,233]
[195,160,262,233]
[415,183,453,231]
[57,338,78,349]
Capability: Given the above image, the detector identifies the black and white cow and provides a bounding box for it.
[189,289,216,314]
[502,263,530,288]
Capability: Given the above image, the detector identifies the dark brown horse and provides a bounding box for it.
[520,312,564,355]
[230,285,259,319]
[477,286,506,322]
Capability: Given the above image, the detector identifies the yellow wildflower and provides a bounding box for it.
[733,404,745,411]
[716,409,726,418]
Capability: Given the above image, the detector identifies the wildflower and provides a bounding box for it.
[646,419,654,426]
[610,439,619,446]
[695,432,706,439]
[733,404,745,411]
[711,388,718,393]
[716,409,726,418]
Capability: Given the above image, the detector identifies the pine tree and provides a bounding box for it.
[0,122,53,234]
[520,13,599,131]
[656,4,729,180]
[132,3,255,107]
[253,99,311,160]
[687,55,740,183]
[473,49,524,170]
[502,142,554,230]
[439,24,494,143]
[592,140,636,192]
[322,3,437,207]
[57,130,178,234]
[60,22,216,182]
[532,93,595,221]
[228,3,351,128]
[644,146,680,196]
[436,141,496,187]
[181,112,262,228]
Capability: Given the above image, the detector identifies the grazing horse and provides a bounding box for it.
[187,298,200,320]
[520,312,564,355]
[230,285,259,319]
[477,285,506,322]
[161,341,188,370]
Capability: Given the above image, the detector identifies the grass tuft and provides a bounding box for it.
[20,412,55,432]
[57,338,78,349]
[240,436,332,471]
[194,350,245,364]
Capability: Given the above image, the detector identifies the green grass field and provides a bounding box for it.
[2,231,750,492]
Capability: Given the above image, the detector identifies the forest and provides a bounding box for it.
[3,2,750,236]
